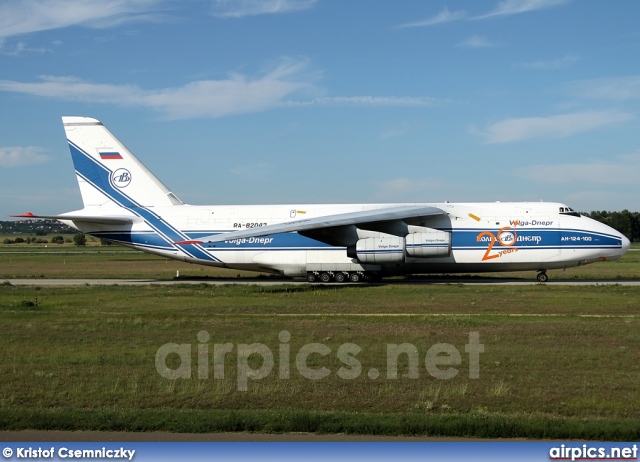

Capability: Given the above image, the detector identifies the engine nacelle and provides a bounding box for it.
[352,236,405,264]
[406,229,451,258]
[347,228,451,264]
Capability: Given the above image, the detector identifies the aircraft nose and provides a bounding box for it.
[621,234,631,254]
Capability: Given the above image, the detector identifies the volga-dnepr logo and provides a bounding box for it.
[110,168,132,188]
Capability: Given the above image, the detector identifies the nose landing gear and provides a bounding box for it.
[536,271,548,283]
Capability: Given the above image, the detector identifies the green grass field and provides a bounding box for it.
[1,273,639,438]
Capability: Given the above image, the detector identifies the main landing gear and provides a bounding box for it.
[306,271,380,283]
[536,271,548,283]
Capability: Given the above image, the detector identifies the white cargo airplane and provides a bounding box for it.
[14,116,631,283]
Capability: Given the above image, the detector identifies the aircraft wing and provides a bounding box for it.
[11,212,135,225]
[178,205,445,244]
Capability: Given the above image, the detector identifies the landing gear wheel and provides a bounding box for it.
[536,271,548,283]
[320,272,332,283]
[349,272,361,283]
[306,272,317,283]
[334,272,346,283]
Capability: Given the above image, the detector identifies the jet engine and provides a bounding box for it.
[347,227,451,264]
[405,229,451,258]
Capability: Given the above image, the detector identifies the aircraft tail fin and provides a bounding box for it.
[63,116,183,208]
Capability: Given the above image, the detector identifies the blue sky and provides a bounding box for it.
[1,0,639,218]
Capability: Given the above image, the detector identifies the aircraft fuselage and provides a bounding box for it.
[64,201,630,279]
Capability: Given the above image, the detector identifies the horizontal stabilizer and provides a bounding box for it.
[11,212,135,225]
[177,205,445,245]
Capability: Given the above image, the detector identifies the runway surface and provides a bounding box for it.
[4,277,640,286]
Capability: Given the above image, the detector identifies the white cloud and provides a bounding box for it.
[0,0,169,41]
[143,61,317,118]
[0,40,49,56]
[210,0,317,18]
[516,54,579,70]
[567,75,640,101]
[0,58,443,118]
[0,75,141,102]
[456,35,495,48]
[0,146,50,168]
[399,0,571,28]
[0,60,318,119]
[473,110,634,144]
[282,96,443,107]
[397,7,467,28]
[473,0,571,20]
[378,125,409,140]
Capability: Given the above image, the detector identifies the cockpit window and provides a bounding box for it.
[559,206,581,217]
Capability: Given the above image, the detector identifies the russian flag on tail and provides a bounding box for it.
[99,151,123,159]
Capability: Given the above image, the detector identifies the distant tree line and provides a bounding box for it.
[0,219,77,235]
[583,210,640,242]
[2,236,70,245]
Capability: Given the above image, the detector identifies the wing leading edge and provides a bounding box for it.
[175,205,445,245]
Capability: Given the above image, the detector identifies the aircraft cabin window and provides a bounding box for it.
[559,206,581,217]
